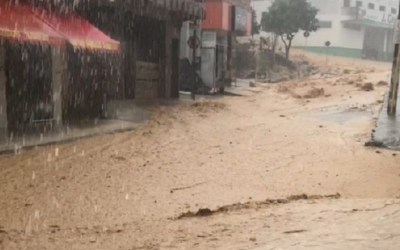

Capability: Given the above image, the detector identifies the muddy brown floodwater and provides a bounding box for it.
[1,50,400,249]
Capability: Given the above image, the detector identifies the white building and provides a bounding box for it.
[252,0,399,60]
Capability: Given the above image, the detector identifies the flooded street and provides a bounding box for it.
[1,52,400,249]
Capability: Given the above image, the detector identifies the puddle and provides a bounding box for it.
[307,110,371,125]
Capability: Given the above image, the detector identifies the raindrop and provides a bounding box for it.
[125,193,129,200]
[32,171,36,180]
[55,147,59,157]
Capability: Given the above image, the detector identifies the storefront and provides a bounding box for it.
[76,0,203,101]
[0,1,120,139]
[201,0,252,91]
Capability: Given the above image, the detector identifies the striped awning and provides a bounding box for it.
[34,8,120,52]
[0,2,64,45]
[0,2,120,52]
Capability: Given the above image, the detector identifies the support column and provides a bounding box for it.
[165,20,173,99]
[0,44,7,143]
[51,47,66,128]
[388,3,400,115]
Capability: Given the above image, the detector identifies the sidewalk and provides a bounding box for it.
[0,100,152,154]
[0,83,255,154]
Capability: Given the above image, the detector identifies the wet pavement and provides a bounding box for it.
[372,86,400,150]
[0,101,152,153]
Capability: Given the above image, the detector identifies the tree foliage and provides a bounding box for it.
[261,0,319,59]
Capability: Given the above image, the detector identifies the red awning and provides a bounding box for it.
[0,3,64,45]
[34,9,120,52]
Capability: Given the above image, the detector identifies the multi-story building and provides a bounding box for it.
[200,0,253,90]
[252,0,399,60]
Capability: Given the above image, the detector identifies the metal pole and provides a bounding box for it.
[387,5,400,116]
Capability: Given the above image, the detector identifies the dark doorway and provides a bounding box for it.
[362,27,385,60]
[171,38,180,98]
[64,49,109,121]
[5,43,53,135]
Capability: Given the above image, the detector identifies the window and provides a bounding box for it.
[368,3,375,10]
[392,8,397,15]
[343,0,350,7]
[356,1,362,7]
[318,21,333,28]
[379,6,385,12]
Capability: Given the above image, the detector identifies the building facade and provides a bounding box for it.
[179,0,253,92]
[0,0,203,143]
[200,0,252,90]
[252,0,399,60]
[77,0,203,100]
[0,0,120,142]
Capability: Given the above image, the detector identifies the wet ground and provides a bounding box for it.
[1,51,400,249]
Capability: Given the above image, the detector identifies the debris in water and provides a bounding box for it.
[359,82,374,91]
[303,88,325,99]
[176,193,341,219]
[377,81,388,86]
[284,229,307,234]
[365,141,383,148]
[170,181,208,193]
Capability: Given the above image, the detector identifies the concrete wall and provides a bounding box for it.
[0,45,7,142]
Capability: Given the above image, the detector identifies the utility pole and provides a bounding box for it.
[387,4,400,116]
